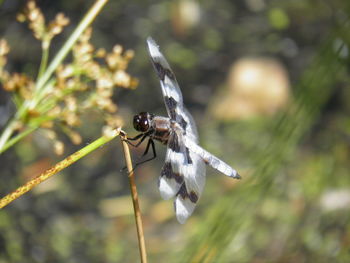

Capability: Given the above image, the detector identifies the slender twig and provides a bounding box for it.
[0,128,120,209]
[120,131,148,263]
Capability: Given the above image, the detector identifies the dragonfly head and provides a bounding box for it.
[133,112,152,132]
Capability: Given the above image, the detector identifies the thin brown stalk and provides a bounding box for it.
[0,128,120,209]
[120,131,148,263]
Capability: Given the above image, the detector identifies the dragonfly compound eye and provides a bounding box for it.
[133,112,150,132]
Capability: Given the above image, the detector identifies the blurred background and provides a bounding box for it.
[0,0,349,262]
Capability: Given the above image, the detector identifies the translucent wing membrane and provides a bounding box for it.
[147,37,199,143]
[147,37,183,120]
[184,137,241,179]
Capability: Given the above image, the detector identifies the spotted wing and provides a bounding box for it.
[173,129,206,224]
[147,37,198,141]
[159,129,206,224]
[148,37,207,223]
[147,37,183,120]
[158,131,185,201]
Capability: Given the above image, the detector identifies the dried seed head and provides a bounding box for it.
[44,130,57,140]
[18,1,46,40]
[41,121,54,129]
[0,39,10,56]
[62,111,81,126]
[79,27,92,43]
[96,74,114,90]
[0,39,10,79]
[112,45,123,55]
[124,49,135,60]
[84,61,101,79]
[3,73,34,96]
[48,13,70,37]
[113,70,131,88]
[106,51,123,70]
[65,96,78,112]
[4,6,138,155]
[95,48,106,58]
[47,106,62,118]
[18,1,69,43]
[106,115,124,128]
[68,130,82,145]
[54,140,64,155]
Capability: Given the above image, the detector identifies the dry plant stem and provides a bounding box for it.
[0,128,120,209]
[120,132,148,263]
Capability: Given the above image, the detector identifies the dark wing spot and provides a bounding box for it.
[161,162,172,178]
[165,68,175,80]
[177,184,198,204]
[189,191,198,203]
[164,96,177,120]
[154,62,175,81]
[185,147,192,164]
[168,133,181,153]
[161,162,184,184]
[154,62,165,81]
[177,183,188,200]
[178,116,188,131]
[174,173,184,184]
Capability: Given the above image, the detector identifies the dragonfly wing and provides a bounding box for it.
[159,131,184,200]
[184,137,241,179]
[173,130,206,224]
[147,37,183,120]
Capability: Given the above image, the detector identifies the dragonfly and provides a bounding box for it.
[127,37,241,224]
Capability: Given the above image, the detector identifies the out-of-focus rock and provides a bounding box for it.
[320,189,350,212]
[171,0,201,37]
[210,57,290,120]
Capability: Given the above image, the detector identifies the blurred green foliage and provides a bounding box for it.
[0,0,349,262]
